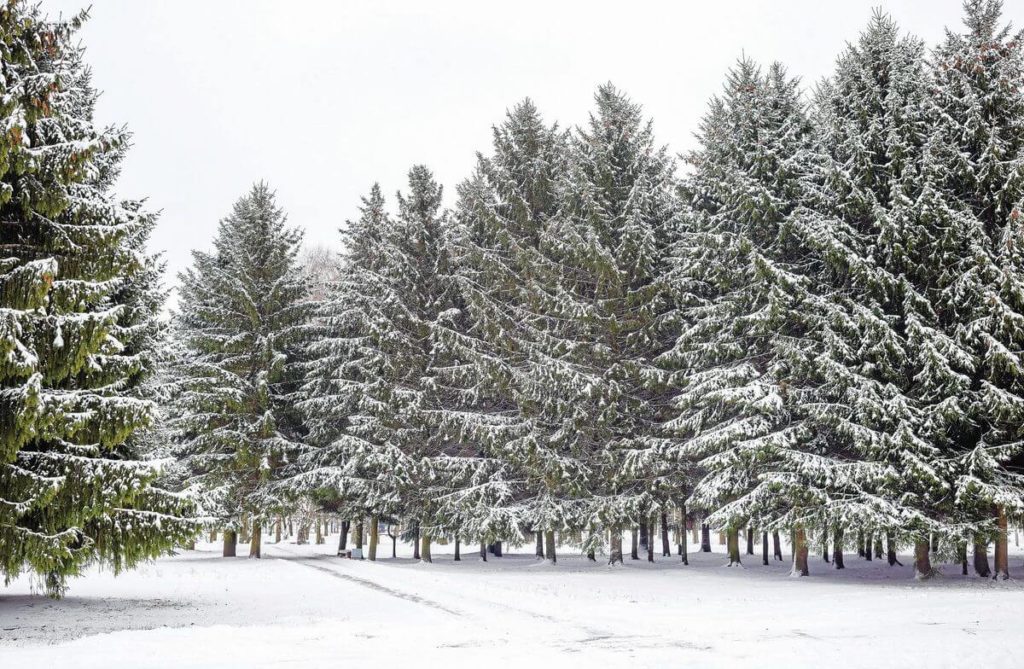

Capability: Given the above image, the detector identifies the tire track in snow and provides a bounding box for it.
[270,549,463,617]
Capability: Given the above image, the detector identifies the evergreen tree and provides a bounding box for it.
[0,3,193,595]
[171,184,308,558]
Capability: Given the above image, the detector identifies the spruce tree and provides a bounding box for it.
[0,3,193,595]
[171,184,308,558]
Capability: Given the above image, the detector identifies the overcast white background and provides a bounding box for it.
[40,0,1024,300]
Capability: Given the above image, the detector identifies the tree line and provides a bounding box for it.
[2,0,1024,595]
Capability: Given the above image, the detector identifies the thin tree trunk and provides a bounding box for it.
[886,532,902,566]
[930,533,939,554]
[874,536,883,560]
[631,527,639,560]
[368,515,379,561]
[420,533,431,563]
[746,528,754,555]
[354,521,364,549]
[762,531,769,566]
[274,518,282,543]
[974,537,991,577]
[609,528,624,565]
[727,527,741,566]
[833,527,845,570]
[479,541,487,561]
[864,532,873,561]
[249,523,262,559]
[223,530,237,557]
[454,533,461,562]
[857,529,865,557]
[772,530,782,561]
[315,518,323,545]
[661,512,671,557]
[994,505,1009,580]
[700,523,712,553]
[822,533,830,563]
[338,520,349,552]
[639,521,648,551]
[959,541,968,576]
[536,531,544,557]
[544,530,557,565]
[914,539,933,579]
[791,526,809,577]
[412,525,420,560]
[647,516,655,562]
[680,505,689,565]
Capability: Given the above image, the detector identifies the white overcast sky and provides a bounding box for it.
[40,0,1024,294]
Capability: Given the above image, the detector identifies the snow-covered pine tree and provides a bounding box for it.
[794,12,972,578]
[929,0,1024,579]
[171,184,308,558]
[525,84,679,564]
[0,3,193,595]
[441,99,570,554]
[664,58,840,574]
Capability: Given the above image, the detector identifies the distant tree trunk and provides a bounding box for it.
[930,533,939,554]
[959,542,968,576]
[631,527,639,560]
[479,541,487,561]
[249,523,262,559]
[661,512,671,557]
[864,532,873,561]
[914,539,933,579]
[338,520,349,552]
[762,532,769,566]
[420,534,432,563]
[772,530,783,561]
[412,525,420,560]
[223,530,237,557]
[745,528,754,555]
[492,541,502,557]
[639,521,649,551]
[239,517,251,544]
[454,533,461,562]
[287,517,293,538]
[874,536,883,559]
[886,532,901,566]
[833,527,845,570]
[368,516,379,561]
[274,518,282,543]
[609,528,624,565]
[315,518,323,545]
[700,523,712,553]
[822,533,830,563]
[857,529,865,557]
[726,528,741,566]
[536,531,544,557]
[994,505,1009,580]
[974,537,991,577]
[680,506,689,565]
[647,516,655,562]
[354,521,364,549]
[544,530,557,564]
[791,526,809,577]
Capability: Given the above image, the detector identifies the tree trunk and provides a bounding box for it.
[857,529,865,557]
[609,528,624,565]
[959,541,968,576]
[536,531,544,557]
[274,518,282,543]
[493,541,502,557]
[886,532,901,566]
[772,530,782,561]
[680,506,689,565]
[354,521,364,549]
[647,516,655,562]
[544,530,557,564]
[994,505,1009,580]
[762,532,769,566]
[874,536,883,560]
[454,533,461,562]
[249,523,262,559]
[746,528,754,555]
[700,523,712,553]
[223,530,237,557]
[726,527,741,566]
[930,533,939,554]
[791,526,809,577]
[691,516,699,544]
[420,534,432,563]
[974,537,991,577]
[479,541,487,561]
[822,533,830,563]
[661,512,671,557]
[239,517,251,544]
[639,521,648,551]
[412,525,420,560]
[339,520,350,552]
[914,539,933,579]
[864,532,873,561]
[833,527,845,570]
[315,518,323,545]
[368,515,379,561]
[631,527,639,560]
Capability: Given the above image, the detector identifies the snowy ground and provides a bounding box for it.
[2,535,1023,668]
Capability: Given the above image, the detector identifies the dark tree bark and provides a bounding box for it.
[249,523,262,559]
[886,532,902,566]
[274,518,282,543]
[930,533,939,554]
[746,528,755,555]
[874,536,883,560]
[609,528,624,565]
[536,532,544,557]
[857,529,865,558]
[639,521,649,551]
[762,532,769,566]
[959,542,968,576]
[822,533,830,563]
[833,527,845,570]
[386,524,397,558]
[368,516,379,561]
[412,525,420,560]
[338,520,350,552]
[864,532,873,561]
[647,516,655,562]
[493,541,502,557]
[480,541,487,561]
[974,537,991,577]
[914,539,933,579]
[661,512,671,557]
[454,533,460,562]
[726,528,742,566]
[631,527,639,560]
[354,521,364,549]
[420,534,432,563]
[223,530,237,557]
[772,530,783,561]
[700,523,712,553]
[791,527,809,576]
[995,505,1010,580]
[544,530,556,564]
